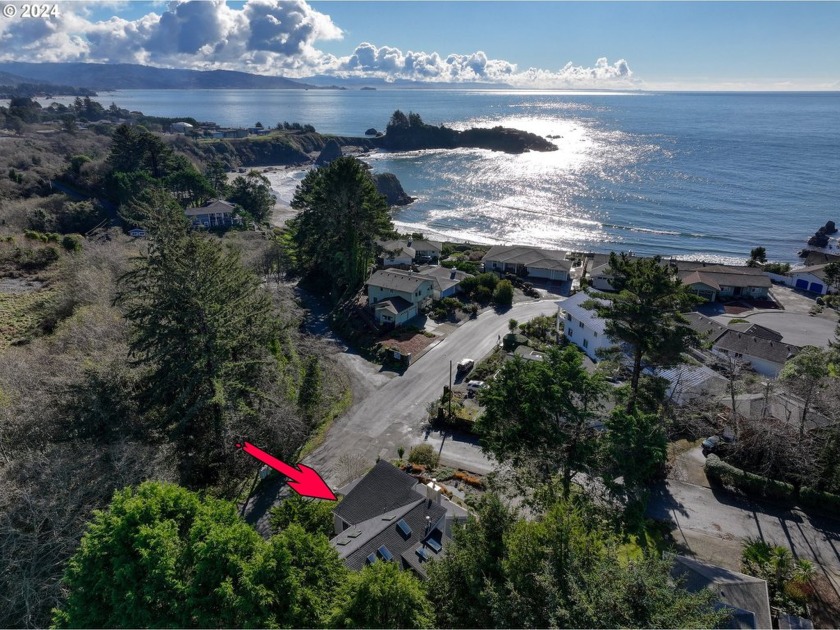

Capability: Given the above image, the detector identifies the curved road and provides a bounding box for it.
[303,299,559,486]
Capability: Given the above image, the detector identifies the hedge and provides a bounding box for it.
[705,455,840,514]
[704,454,794,501]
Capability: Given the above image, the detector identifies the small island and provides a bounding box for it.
[372,110,558,154]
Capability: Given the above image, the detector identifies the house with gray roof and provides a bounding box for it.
[684,312,728,344]
[185,199,242,228]
[376,239,416,267]
[482,245,572,281]
[416,266,472,299]
[712,329,799,378]
[330,461,468,578]
[409,239,443,261]
[670,554,772,629]
[366,270,433,328]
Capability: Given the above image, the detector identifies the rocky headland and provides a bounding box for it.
[372,110,558,154]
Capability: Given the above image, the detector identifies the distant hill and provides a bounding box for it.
[0,70,33,85]
[0,62,318,91]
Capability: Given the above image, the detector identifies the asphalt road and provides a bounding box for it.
[648,478,840,588]
[303,299,560,486]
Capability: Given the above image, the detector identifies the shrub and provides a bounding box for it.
[408,444,439,468]
[61,235,83,252]
[764,262,791,274]
[474,285,492,304]
[493,280,514,307]
[800,486,840,514]
[477,272,499,291]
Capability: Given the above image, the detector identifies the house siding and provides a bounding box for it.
[561,312,612,361]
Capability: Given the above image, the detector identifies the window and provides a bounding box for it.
[396,519,412,538]
[566,313,572,321]
[594,332,598,338]
[377,545,394,561]
[583,339,589,348]
[366,553,377,565]
[579,321,584,328]
[567,328,573,337]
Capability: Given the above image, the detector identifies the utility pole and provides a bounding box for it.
[448,360,453,420]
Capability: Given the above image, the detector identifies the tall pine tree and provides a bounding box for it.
[290,156,393,299]
[117,200,277,488]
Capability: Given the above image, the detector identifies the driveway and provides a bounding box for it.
[302,299,559,487]
[648,478,840,592]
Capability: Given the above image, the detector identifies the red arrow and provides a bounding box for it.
[237,441,336,501]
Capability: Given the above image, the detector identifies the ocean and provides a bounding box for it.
[99,88,840,263]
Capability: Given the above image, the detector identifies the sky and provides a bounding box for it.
[0,1,838,90]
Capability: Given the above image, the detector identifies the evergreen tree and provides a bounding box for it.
[329,561,433,629]
[229,170,274,223]
[290,156,392,299]
[590,253,702,410]
[117,203,277,488]
[426,493,516,628]
[270,493,334,537]
[205,158,229,196]
[52,482,346,628]
[476,346,607,496]
[298,355,322,421]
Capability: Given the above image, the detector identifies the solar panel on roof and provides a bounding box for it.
[366,553,377,565]
[416,547,429,561]
[396,519,412,538]
[377,545,394,561]
[425,538,442,553]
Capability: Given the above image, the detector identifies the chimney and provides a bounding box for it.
[426,480,441,505]
[407,238,413,247]
[450,269,457,280]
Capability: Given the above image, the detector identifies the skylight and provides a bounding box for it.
[396,519,412,538]
[377,545,394,561]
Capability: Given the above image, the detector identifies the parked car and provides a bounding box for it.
[466,380,486,394]
[701,435,721,455]
[457,358,475,374]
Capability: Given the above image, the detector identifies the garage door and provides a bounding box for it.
[809,282,824,294]
[795,279,809,290]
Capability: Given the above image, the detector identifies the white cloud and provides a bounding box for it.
[0,0,343,72]
[0,1,637,87]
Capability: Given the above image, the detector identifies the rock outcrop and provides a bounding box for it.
[374,110,557,154]
[365,128,379,136]
[315,138,343,166]
[373,172,414,206]
[804,221,838,249]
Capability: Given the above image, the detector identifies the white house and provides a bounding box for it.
[366,269,434,327]
[185,199,241,229]
[482,245,572,281]
[788,263,836,295]
[170,121,193,134]
[376,240,416,267]
[711,330,799,379]
[556,292,613,361]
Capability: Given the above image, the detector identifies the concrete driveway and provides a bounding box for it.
[648,477,840,594]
